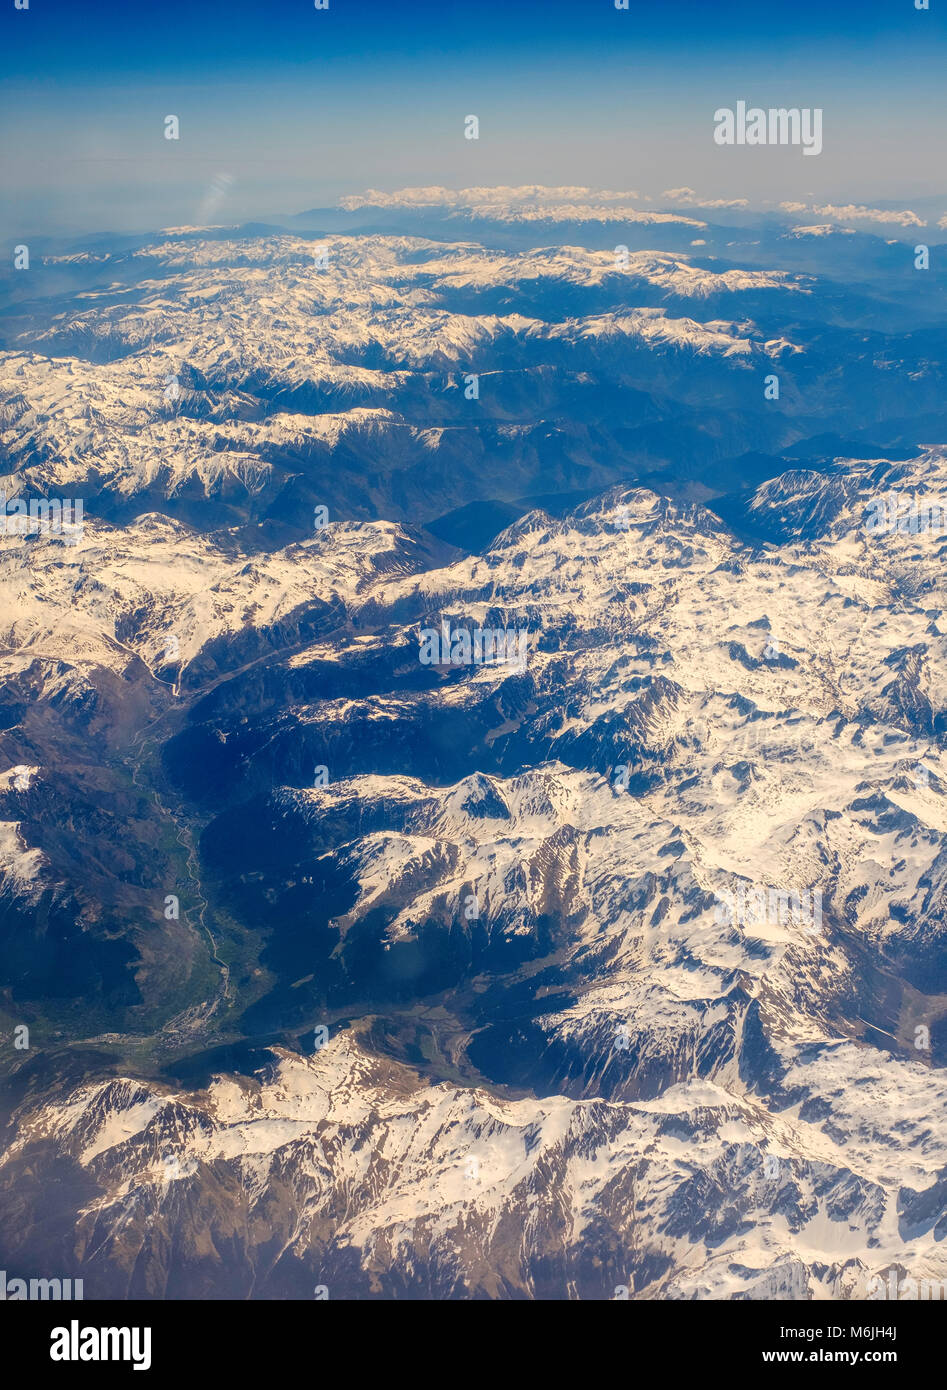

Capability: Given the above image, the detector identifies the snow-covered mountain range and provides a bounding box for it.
[1,199,946,1299]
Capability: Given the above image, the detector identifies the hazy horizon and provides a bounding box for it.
[3,0,947,239]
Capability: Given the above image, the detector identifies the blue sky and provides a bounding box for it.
[3,0,946,236]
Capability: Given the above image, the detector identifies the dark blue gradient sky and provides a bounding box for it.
[3,0,946,236]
